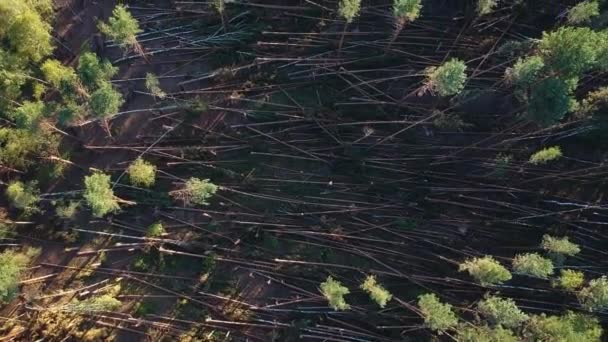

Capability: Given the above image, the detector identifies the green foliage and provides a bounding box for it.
[55,201,80,220]
[41,59,77,89]
[568,1,600,25]
[577,86,608,117]
[68,294,122,313]
[127,157,156,188]
[77,52,118,89]
[507,56,544,88]
[180,178,218,206]
[99,5,142,50]
[541,235,580,257]
[83,172,120,217]
[477,0,498,16]
[459,256,512,286]
[145,73,166,99]
[417,293,458,331]
[213,0,225,14]
[89,81,124,118]
[457,324,518,342]
[0,248,37,302]
[578,276,608,311]
[426,59,467,97]
[527,77,572,126]
[338,0,362,23]
[0,0,53,62]
[477,296,529,328]
[554,269,585,291]
[523,311,602,342]
[360,275,392,308]
[393,0,422,22]
[147,222,165,238]
[12,101,46,130]
[6,181,39,211]
[529,146,562,165]
[320,276,350,310]
[0,128,46,169]
[512,253,554,279]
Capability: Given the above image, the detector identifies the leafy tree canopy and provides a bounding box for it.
[182,178,218,206]
[5,180,39,212]
[554,269,585,291]
[99,5,142,50]
[77,52,118,89]
[41,59,78,90]
[568,1,600,25]
[0,0,53,62]
[507,56,545,88]
[338,0,362,23]
[529,146,562,165]
[0,248,38,302]
[426,59,467,97]
[147,222,165,238]
[393,0,422,22]
[578,276,608,312]
[360,275,392,308]
[457,324,517,342]
[477,296,529,328]
[523,311,602,342]
[89,81,124,119]
[320,276,350,310]
[417,293,458,331]
[0,128,49,169]
[512,253,554,279]
[83,172,120,217]
[127,157,156,188]
[11,101,47,131]
[541,235,581,257]
[459,256,512,286]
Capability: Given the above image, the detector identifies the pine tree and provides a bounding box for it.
[417,293,458,331]
[127,157,156,188]
[578,276,608,312]
[77,52,118,89]
[512,253,554,279]
[145,73,166,99]
[553,269,585,291]
[425,59,467,97]
[529,146,562,165]
[171,178,218,206]
[83,172,120,217]
[457,324,517,342]
[541,235,580,257]
[99,5,142,51]
[0,248,38,302]
[567,1,600,25]
[5,180,39,212]
[337,0,362,52]
[147,222,165,238]
[320,276,350,310]
[459,256,512,286]
[89,81,124,119]
[523,311,602,341]
[477,0,499,16]
[360,275,392,308]
[477,296,529,328]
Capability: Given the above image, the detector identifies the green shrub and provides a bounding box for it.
[512,253,554,279]
[6,181,39,211]
[459,256,512,286]
[426,59,467,97]
[578,276,608,312]
[553,269,585,291]
[99,5,142,50]
[0,248,38,302]
[477,296,529,328]
[127,157,156,188]
[84,172,120,217]
[457,324,517,342]
[338,0,362,23]
[541,235,580,256]
[147,222,165,238]
[523,311,602,341]
[360,275,392,308]
[529,146,562,164]
[417,293,458,331]
[567,1,600,25]
[393,0,422,22]
[320,276,350,310]
[89,81,124,118]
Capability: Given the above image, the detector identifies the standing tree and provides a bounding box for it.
[417,293,458,331]
[360,275,392,308]
[127,157,156,188]
[5,181,39,212]
[512,253,554,279]
[99,5,142,52]
[424,59,467,97]
[388,0,422,50]
[0,248,39,302]
[77,52,117,89]
[477,296,529,328]
[553,269,585,291]
[147,222,165,238]
[459,256,512,286]
[337,0,362,53]
[541,235,580,258]
[523,311,602,341]
[567,1,600,25]
[320,276,350,310]
[578,276,608,312]
[89,81,124,119]
[145,73,166,99]
[477,0,498,16]
[83,172,121,217]
[170,178,218,206]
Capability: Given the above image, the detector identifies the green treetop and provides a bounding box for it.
[568,1,600,25]
[127,157,156,188]
[459,256,512,286]
[512,253,554,279]
[553,269,585,291]
[529,146,562,165]
[426,59,467,97]
[84,172,120,217]
[338,0,362,23]
[506,56,545,89]
[145,73,166,99]
[457,324,517,342]
[6,181,39,212]
[147,222,165,238]
[417,293,458,331]
[527,77,573,126]
[393,0,422,22]
[360,275,392,308]
[477,296,529,328]
[320,276,350,310]
[0,0,53,62]
[578,276,608,312]
[77,52,118,89]
[541,235,581,257]
[41,59,78,89]
[89,81,124,119]
[99,5,142,51]
[477,0,498,16]
[523,311,602,341]
[0,248,38,302]
[173,178,218,206]
[12,101,47,131]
